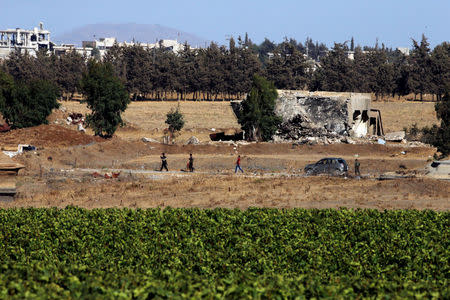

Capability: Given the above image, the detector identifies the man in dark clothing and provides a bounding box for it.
[188,153,194,172]
[160,153,168,171]
[235,155,243,173]
[355,159,360,177]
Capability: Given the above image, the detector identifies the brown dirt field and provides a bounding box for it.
[10,138,435,176]
[0,125,104,148]
[2,135,445,211]
[3,175,449,211]
[0,101,447,211]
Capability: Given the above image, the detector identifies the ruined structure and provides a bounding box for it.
[275,90,383,141]
[0,23,51,59]
[0,153,24,201]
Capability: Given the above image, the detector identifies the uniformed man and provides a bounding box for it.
[355,158,360,177]
[188,153,194,172]
[160,153,168,171]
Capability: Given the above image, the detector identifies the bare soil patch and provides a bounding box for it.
[0,125,104,148]
[1,102,446,211]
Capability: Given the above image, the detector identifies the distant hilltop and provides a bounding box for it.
[53,23,210,48]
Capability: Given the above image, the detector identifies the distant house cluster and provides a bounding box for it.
[0,22,191,60]
[80,37,189,57]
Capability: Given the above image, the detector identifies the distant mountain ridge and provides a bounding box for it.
[53,23,210,47]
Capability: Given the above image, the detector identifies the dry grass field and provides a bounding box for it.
[59,101,240,141]
[1,99,447,211]
[3,174,448,211]
[371,101,438,133]
[58,100,439,141]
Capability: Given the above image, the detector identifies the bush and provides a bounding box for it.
[238,75,282,141]
[0,71,59,128]
[434,92,450,155]
[165,105,185,133]
[80,61,130,137]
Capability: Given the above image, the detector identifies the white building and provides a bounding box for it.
[396,47,410,56]
[81,37,189,58]
[0,22,51,59]
[0,23,193,60]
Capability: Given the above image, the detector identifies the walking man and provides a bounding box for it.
[354,158,360,177]
[235,155,244,173]
[160,152,168,171]
[188,153,194,172]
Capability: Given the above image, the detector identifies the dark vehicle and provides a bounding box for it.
[304,158,348,176]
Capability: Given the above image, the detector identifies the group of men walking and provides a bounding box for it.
[159,153,243,173]
[160,153,361,176]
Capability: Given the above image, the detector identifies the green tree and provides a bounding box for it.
[80,61,130,137]
[56,51,86,99]
[310,43,356,92]
[409,35,432,100]
[366,49,395,100]
[238,75,281,141]
[165,105,185,133]
[104,42,127,82]
[0,71,59,128]
[434,92,450,155]
[91,47,101,61]
[266,41,308,90]
[122,45,154,98]
[430,42,450,101]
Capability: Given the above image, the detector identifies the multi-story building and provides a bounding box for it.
[0,22,51,59]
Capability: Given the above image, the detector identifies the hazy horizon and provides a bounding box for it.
[2,0,449,48]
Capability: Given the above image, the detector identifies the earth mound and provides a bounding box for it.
[0,125,104,148]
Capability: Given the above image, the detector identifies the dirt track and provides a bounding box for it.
[2,134,447,211]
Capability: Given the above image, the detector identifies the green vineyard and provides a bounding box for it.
[0,208,448,299]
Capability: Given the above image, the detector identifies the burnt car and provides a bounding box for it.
[304,158,348,176]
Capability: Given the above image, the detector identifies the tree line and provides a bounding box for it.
[1,34,448,101]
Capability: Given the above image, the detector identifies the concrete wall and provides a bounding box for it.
[276,90,372,138]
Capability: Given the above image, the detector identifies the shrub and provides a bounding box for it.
[80,61,130,137]
[165,105,185,133]
[0,71,59,128]
[238,75,282,141]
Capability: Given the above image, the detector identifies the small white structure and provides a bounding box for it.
[80,37,190,58]
[397,47,410,56]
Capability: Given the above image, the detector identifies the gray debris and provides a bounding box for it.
[385,131,406,142]
[186,136,200,145]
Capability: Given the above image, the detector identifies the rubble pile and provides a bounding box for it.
[275,95,349,141]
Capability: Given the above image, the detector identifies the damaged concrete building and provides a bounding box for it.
[275,90,384,141]
[0,22,51,59]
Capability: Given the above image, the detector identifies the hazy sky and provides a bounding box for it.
[1,0,449,48]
